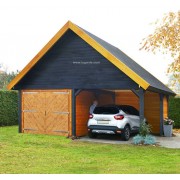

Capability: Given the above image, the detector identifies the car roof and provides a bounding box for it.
[96,104,136,109]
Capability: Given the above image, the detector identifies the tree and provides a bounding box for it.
[0,63,18,90]
[140,11,180,86]
[168,74,180,94]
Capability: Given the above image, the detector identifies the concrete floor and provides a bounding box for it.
[78,133,180,148]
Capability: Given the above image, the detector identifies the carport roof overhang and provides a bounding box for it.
[7,21,176,96]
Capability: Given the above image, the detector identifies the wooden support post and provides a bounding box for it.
[72,89,76,137]
[75,89,82,96]
[18,90,22,133]
[131,89,139,98]
[166,95,169,118]
[159,94,164,136]
[131,88,145,123]
[139,88,145,124]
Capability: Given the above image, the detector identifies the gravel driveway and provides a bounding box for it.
[79,133,180,148]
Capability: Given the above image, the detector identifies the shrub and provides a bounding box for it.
[133,135,156,145]
[133,122,156,145]
[144,135,156,145]
[133,135,144,145]
[139,121,151,137]
[169,97,180,128]
[0,90,18,126]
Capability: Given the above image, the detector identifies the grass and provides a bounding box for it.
[0,126,180,174]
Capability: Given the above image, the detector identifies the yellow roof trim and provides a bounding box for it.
[7,21,150,90]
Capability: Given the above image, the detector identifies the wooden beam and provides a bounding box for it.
[159,94,164,136]
[75,89,82,96]
[18,90,22,133]
[131,89,140,97]
[139,88,145,123]
[72,89,76,136]
[166,95,169,118]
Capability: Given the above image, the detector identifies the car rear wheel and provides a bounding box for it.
[88,131,97,138]
[122,125,130,141]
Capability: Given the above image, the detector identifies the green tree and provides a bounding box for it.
[168,74,180,94]
[0,63,18,90]
[140,11,180,86]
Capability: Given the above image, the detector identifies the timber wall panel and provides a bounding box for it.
[97,93,114,106]
[163,96,168,119]
[144,91,160,134]
[76,91,95,136]
[115,91,139,110]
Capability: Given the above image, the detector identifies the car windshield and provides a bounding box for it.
[118,105,139,116]
[93,107,119,114]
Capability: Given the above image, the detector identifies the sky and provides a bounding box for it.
[0,0,179,84]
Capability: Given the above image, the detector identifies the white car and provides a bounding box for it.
[87,105,146,141]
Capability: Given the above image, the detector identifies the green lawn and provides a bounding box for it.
[0,126,180,174]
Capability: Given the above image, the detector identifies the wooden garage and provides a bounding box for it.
[8,21,175,137]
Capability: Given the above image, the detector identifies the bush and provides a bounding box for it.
[133,135,144,145]
[169,97,180,128]
[139,121,151,137]
[144,135,156,145]
[0,90,18,126]
[133,122,156,145]
[133,135,156,145]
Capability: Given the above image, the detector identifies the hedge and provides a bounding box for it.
[169,96,180,128]
[0,91,18,126]
[0,91,180,129]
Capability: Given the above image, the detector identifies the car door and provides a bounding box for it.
[129,115,140,130]
[128,107,140,131]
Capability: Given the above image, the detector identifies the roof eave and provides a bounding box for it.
[147,86,176,96]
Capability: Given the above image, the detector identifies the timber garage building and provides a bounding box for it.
[8,21,175,137]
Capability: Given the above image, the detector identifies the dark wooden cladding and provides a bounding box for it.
[14,30,138,90]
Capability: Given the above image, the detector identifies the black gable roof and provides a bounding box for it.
[79,26,175,96]
[7,21,176,96]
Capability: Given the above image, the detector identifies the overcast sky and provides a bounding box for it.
[0,0,179,84]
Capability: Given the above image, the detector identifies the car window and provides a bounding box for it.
[93,107,119,114]
[120,107,131,114]
[130,107,139,116]
[118,106,139,116]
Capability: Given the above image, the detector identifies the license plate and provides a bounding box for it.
[97,120,109,124]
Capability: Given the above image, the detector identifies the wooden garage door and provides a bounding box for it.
[22,90,71,136]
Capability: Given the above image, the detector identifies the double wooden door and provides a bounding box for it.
[21,90,71,136]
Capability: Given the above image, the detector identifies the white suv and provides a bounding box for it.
[87,105,146,141]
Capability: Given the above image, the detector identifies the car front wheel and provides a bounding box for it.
[122,125,130,141]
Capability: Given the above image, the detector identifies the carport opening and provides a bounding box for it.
[75,89,139,137]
